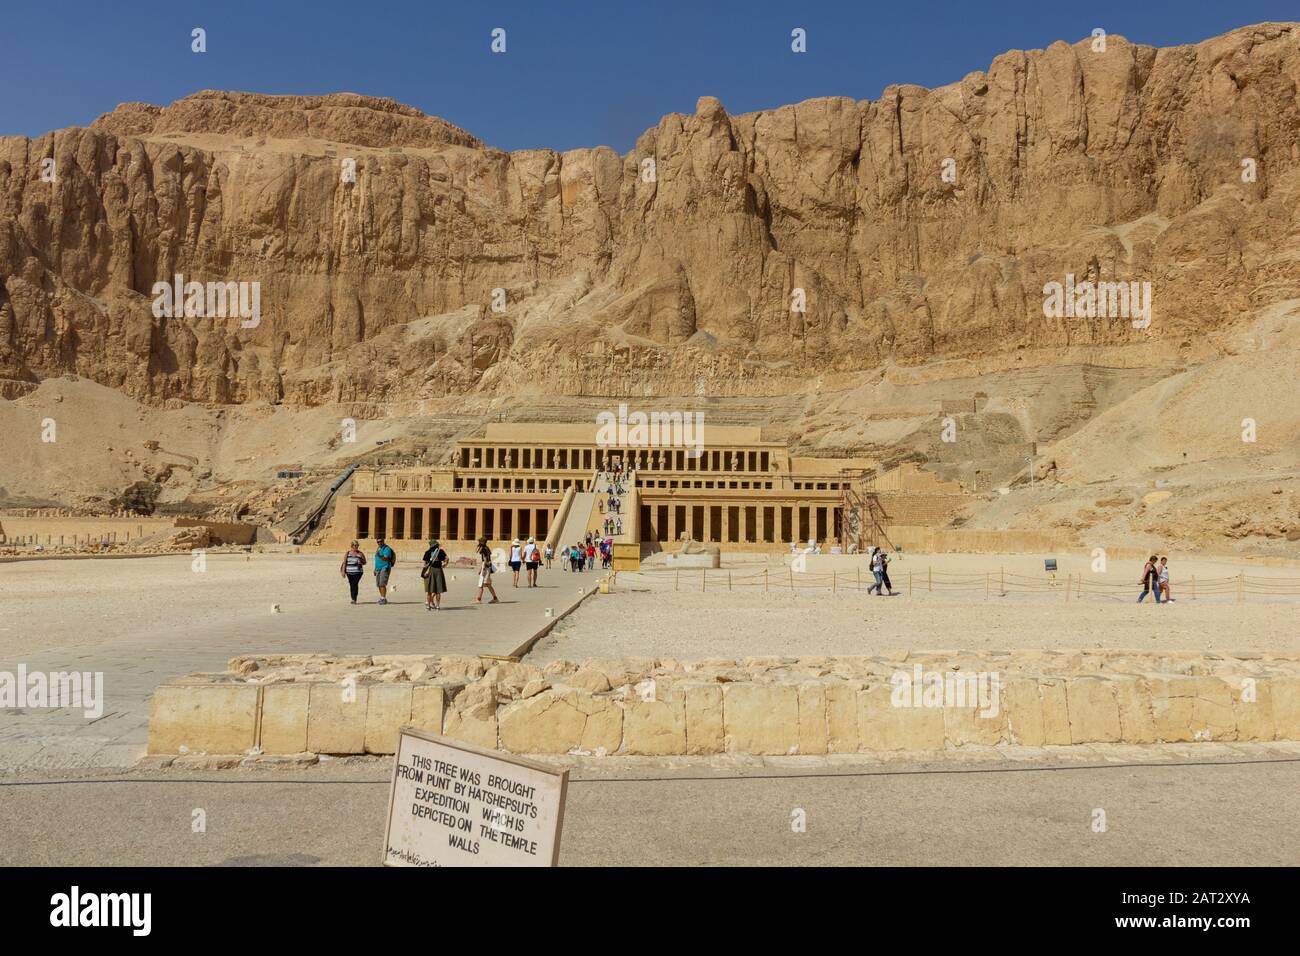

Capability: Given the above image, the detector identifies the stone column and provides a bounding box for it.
[721,505,731,543]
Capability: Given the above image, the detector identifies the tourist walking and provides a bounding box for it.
[421,538,448,610]
[373,536,396,605]
[586,541,596,570]
[1158,557,1173,602]
[868,548,885,595]
[1138,556,1162,603]
[879,549,893,595]
[509,538,523,588]
[524,536,541,587]
[475,538,499,603]
[340,540,366,604]
[545,542,554,569]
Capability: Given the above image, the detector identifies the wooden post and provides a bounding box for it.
[856,567,861,590]
[675,570,679,591]
[1000,567,1004,595]
[985,572,989,600]
[764,568,768,592]
[728,571,732,592]
[789,568,794,591]
[927,566,932,592]
[1191,575,1196,600]
[908,571,913,596]
[702,570,706,592]
[1237,574,1244,604]
[832,571,837,594]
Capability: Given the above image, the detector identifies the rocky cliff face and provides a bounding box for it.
[2,24,1299,407]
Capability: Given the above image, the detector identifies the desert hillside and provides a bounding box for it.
[1,23,1297,554]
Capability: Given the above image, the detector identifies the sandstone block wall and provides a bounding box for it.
[886,526,1077,553]
[147,651,1300,758]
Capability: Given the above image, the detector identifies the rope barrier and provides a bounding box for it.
[616,566,1300,600]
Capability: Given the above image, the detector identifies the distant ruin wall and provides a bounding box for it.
[147,652,1300,758]
[173,518,259,545]
[887,526,1077,553]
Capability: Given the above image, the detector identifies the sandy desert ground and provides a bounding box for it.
[5,549,1292,666]
[530,552,1300,662]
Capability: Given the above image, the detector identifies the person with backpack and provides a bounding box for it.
[421,538,448,610]
[475,538,499,604]
[1138,556,1162,603]
[373,537,396,605]
[868,548,885,596]
[879,549,894,595]
[340,541,366,604]
[523,536,541,588]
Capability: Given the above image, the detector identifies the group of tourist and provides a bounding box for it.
[560,532,614,572]
[339,533,549,610]
[596,473,626,538]
[505,536,543,588]
[1138,556,1174,603]
[343,538,1180,609]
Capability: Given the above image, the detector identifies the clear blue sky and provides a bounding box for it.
[1,0,1293,153]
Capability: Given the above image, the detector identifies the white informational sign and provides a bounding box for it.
[382,727,568,867]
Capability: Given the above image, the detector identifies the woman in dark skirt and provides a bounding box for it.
[421,538,448,610]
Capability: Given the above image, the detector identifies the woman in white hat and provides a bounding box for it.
[523,536,540,588]
[509,538,523,588]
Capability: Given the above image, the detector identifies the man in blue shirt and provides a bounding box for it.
[373,537,397,605]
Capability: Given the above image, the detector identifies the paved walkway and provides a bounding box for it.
[2,744,1296,865]
[0,552,595,770]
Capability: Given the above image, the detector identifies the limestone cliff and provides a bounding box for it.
[2,24,1299,406]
